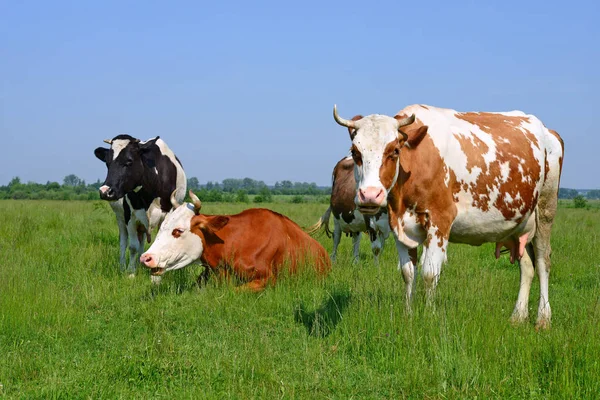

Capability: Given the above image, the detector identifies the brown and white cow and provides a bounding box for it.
[308,155,390,263]
[333,104,564,329]
[140,191,331,291]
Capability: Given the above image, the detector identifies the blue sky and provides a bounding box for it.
[1,0,598,188]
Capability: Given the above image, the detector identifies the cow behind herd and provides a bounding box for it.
[93,103,564,329]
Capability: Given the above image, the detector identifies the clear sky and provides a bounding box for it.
[1,0,598,188]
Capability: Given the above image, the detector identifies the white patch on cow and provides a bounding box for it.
[154,138,187,204]
[393,208,426,249]
[500,161,510,182]
[504,192,514,204]
[111,139,130,160]
[142,203,203,272]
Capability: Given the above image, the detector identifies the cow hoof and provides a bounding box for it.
[509,311,528,325]
[535,319,551,331]
[127,273,136,279]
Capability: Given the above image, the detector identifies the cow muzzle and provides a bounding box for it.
[99,185,117,201]
[357,187,386,214]
[140,253,165,276]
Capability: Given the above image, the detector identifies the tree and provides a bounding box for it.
[187,177,200,191]
[63,174,84,187]
[8,177,21,187]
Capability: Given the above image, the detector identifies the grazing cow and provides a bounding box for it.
[94,135,186,276]
[140,191,331,291]
[308,155,391,263]
[332,104,564,329]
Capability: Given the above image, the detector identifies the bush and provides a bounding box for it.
[573,195,587,209]
[236,190,249,203]
[291,195,305,204]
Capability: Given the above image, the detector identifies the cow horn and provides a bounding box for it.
[170,190,180,209]
[333,105,358,130]
[189,190,202,214]
[103,139,112,145]
[396,114,416,128]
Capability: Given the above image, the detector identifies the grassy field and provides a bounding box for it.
[0,200,599,398]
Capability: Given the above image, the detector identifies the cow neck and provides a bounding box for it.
[194,218,227,269]
[388,145,419,217]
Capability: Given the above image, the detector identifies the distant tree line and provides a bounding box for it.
[0,176,102,200]
[186,177,330,196]
[559,188,600,200]
[0,175,331,203]
[3,175,596,203]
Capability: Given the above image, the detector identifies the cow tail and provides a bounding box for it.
[305,207,332,238]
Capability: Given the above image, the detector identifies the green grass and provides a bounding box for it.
[1,200,599,398]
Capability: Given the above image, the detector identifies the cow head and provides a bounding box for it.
[94,135,159,201]
[140,191,229,275]
[333,105,426,214]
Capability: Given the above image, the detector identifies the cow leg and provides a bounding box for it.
[422,233,449,306]
[240,277,272,292]
[126,207,149,277]
[510,243,535,323]
[533,208,555,330]
[109,200,128,269]
[331,218,342,262]
[116,217,128,269]
[351,232,361,264]
[396,240,417,311]
[126,220,141,276]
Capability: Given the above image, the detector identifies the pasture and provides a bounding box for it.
[0,200,599,398]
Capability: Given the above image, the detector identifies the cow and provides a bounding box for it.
[332,104,564,329]
[308,155,391,263]
[94,134,186,278]
[139,191,331,291]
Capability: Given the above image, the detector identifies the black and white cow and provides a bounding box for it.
[308,155,390,263]
[94,134,186,277]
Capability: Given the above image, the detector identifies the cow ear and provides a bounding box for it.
[140,137,159,168]
[405,126,428,149]
[207,216,229,232]
[348,115,363,139]
[94,147,109,162]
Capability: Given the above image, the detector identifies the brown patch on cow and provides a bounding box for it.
[453,134,489,174]
[454,112,542,221]
[190,209,331,291]
[379,140,401,189]
[330,157,359,224]
[350,144,362,167]
[386,117,458,245]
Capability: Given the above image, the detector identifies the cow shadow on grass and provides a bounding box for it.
[294,288,352,337]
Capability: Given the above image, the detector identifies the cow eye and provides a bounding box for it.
[351,149,362,164]
[172,228,185,238]
[389,148,400,159]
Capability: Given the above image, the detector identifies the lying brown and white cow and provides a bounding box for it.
[308,155,390,263]
[333,104,564,329]
[140,191,331,291]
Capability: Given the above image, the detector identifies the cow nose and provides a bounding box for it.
[140,253,156,268]
[358,187,386,206]
[99,185,115,200]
